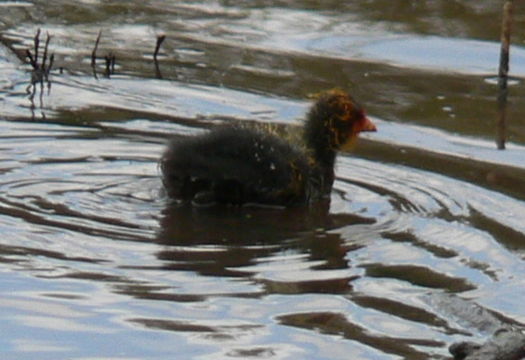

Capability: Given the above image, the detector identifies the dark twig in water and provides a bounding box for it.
[153,34,166,79]
[104,53,116,77]
[497,0,513,150]
[33,28,41,67]
[104,54,111,77]
[91,30,116,78]
[111,53,116,73]
[26,49,37,69]
[26,29,54,85]
[46,54,55,81]
[26,28,41,70]
[41,32,52,71]
[154,34,166,62]
[24,29,55,110]
[91,30,102,67]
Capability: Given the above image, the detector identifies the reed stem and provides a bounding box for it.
[496,0,513,150]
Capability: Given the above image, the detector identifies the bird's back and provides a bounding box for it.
[161,126,321,205]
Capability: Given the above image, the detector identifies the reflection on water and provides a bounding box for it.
[1,1,525,359]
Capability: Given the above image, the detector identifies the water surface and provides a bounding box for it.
[1,1,525,359]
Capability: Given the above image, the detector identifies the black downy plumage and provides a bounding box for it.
[160,89,376,206]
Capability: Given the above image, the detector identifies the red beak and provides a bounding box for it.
[358,116,377,133]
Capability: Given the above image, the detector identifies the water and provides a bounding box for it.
[1,1,525,359]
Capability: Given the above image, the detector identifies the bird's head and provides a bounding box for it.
[308,89,376,152]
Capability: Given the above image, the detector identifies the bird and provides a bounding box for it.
[160,89,376,206]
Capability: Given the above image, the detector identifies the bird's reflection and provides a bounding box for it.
[155,200,374,280]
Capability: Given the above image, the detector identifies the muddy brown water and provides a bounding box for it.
[1,1,525,359]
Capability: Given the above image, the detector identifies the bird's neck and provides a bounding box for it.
[303,119,337,191]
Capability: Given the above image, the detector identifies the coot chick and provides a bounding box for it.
[161,89,376,206]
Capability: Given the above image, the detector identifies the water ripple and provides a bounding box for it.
[1,1,525,359]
